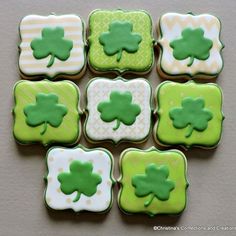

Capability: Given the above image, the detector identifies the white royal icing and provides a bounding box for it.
[19,14,86,78]
[85,78,152,143]
[45,146,114,212]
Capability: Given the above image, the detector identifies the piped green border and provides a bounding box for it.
[88,9,155,75]
[156,12,224,80]
[153,80,225,149]
[12,79,82,147]
[18,13,87,80]
[84,76,153,145]
[117,146,189,217]
[44,144,116,214]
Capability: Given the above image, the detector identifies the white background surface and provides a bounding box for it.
[0,1,235,235]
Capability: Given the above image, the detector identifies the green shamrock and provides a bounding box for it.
[24,93,68,135]
[99,21,142,62]
[57,160,102,202]
[31,27,73,67]
[132,164,175,207]
[169,97,213,138]
[170,28,213,66]
[97,91,141,131]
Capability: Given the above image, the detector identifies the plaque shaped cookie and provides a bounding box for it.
[19,14,86,79]
[118,147,188,216]
[84,77,152,144]
[157,13,224,79]
[88,9,154,74]
[154,81,224,148]
[45,145,115,213]
[13,80,81,146]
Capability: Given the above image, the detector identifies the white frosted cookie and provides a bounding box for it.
[84,77,152,144]
[19,14,86,80]
[45,145,115,213]
[157,13,224,79]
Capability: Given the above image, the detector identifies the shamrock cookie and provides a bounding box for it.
[118,147,188,216]
[88,9,154,74]
[13,80,81,146]
[45,145,115,213]
[19,14,86,80]
[154,81,224,149]
[84,77,152,144]
[157,13,224,79]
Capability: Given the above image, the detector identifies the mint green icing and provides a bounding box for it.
[170,28,213,66]
[99,21,142,62]
[31,27,73,67]
[97,91,141,130]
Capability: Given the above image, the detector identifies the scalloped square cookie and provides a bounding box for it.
[88,9,154,74]
[45,145,114,213]
[19,14,86,80]
[118,147,188,216]
[154,81,224,149]
[157,13,224,79]
[84,77,152,144]
[13,80,81,146]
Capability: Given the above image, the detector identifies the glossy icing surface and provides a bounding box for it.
[85,77,152,143]
[158,13,223,78]
[19,14,86,79]
[13,80,80,146]
[155,81,224,148]
[118,147,188,216]
[45,145,114,212]
[89,10,154,73]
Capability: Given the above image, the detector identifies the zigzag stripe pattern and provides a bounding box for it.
[158,13,223,76]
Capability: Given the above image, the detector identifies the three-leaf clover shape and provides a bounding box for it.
[31,27,73,67]
[99,21,142,62]
[57,160,102,202]
[170,28,213,66]
[24,93,68,135]
[169,97,213,138]
[132,164,175,207]
[97,91,141,131]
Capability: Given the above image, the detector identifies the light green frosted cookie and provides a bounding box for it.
[88,9,154,74]
[118,147,188,216]
[154,81,224,148]
[13,80,81,146]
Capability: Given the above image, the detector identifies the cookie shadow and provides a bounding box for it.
[46,206,109,223]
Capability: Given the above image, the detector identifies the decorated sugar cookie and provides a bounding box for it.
[88,9,154,74]
[19,14,86,79]
[45,145,115,213]
[157,13,224,79]
[118,147,188,216]
[13,80,81,146]
[84,77,152,144]
[154,81,224,148]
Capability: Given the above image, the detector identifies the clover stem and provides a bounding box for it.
[73,191,81,202]
[47,54,55,67]
[116,50,122,62]
[185,125,194,138]
[187,56,194,67]
[113,119,121,131]
[144,194,155,207]
[40,122,47,135]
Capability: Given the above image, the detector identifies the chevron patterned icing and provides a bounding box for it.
[158,13,224,78]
